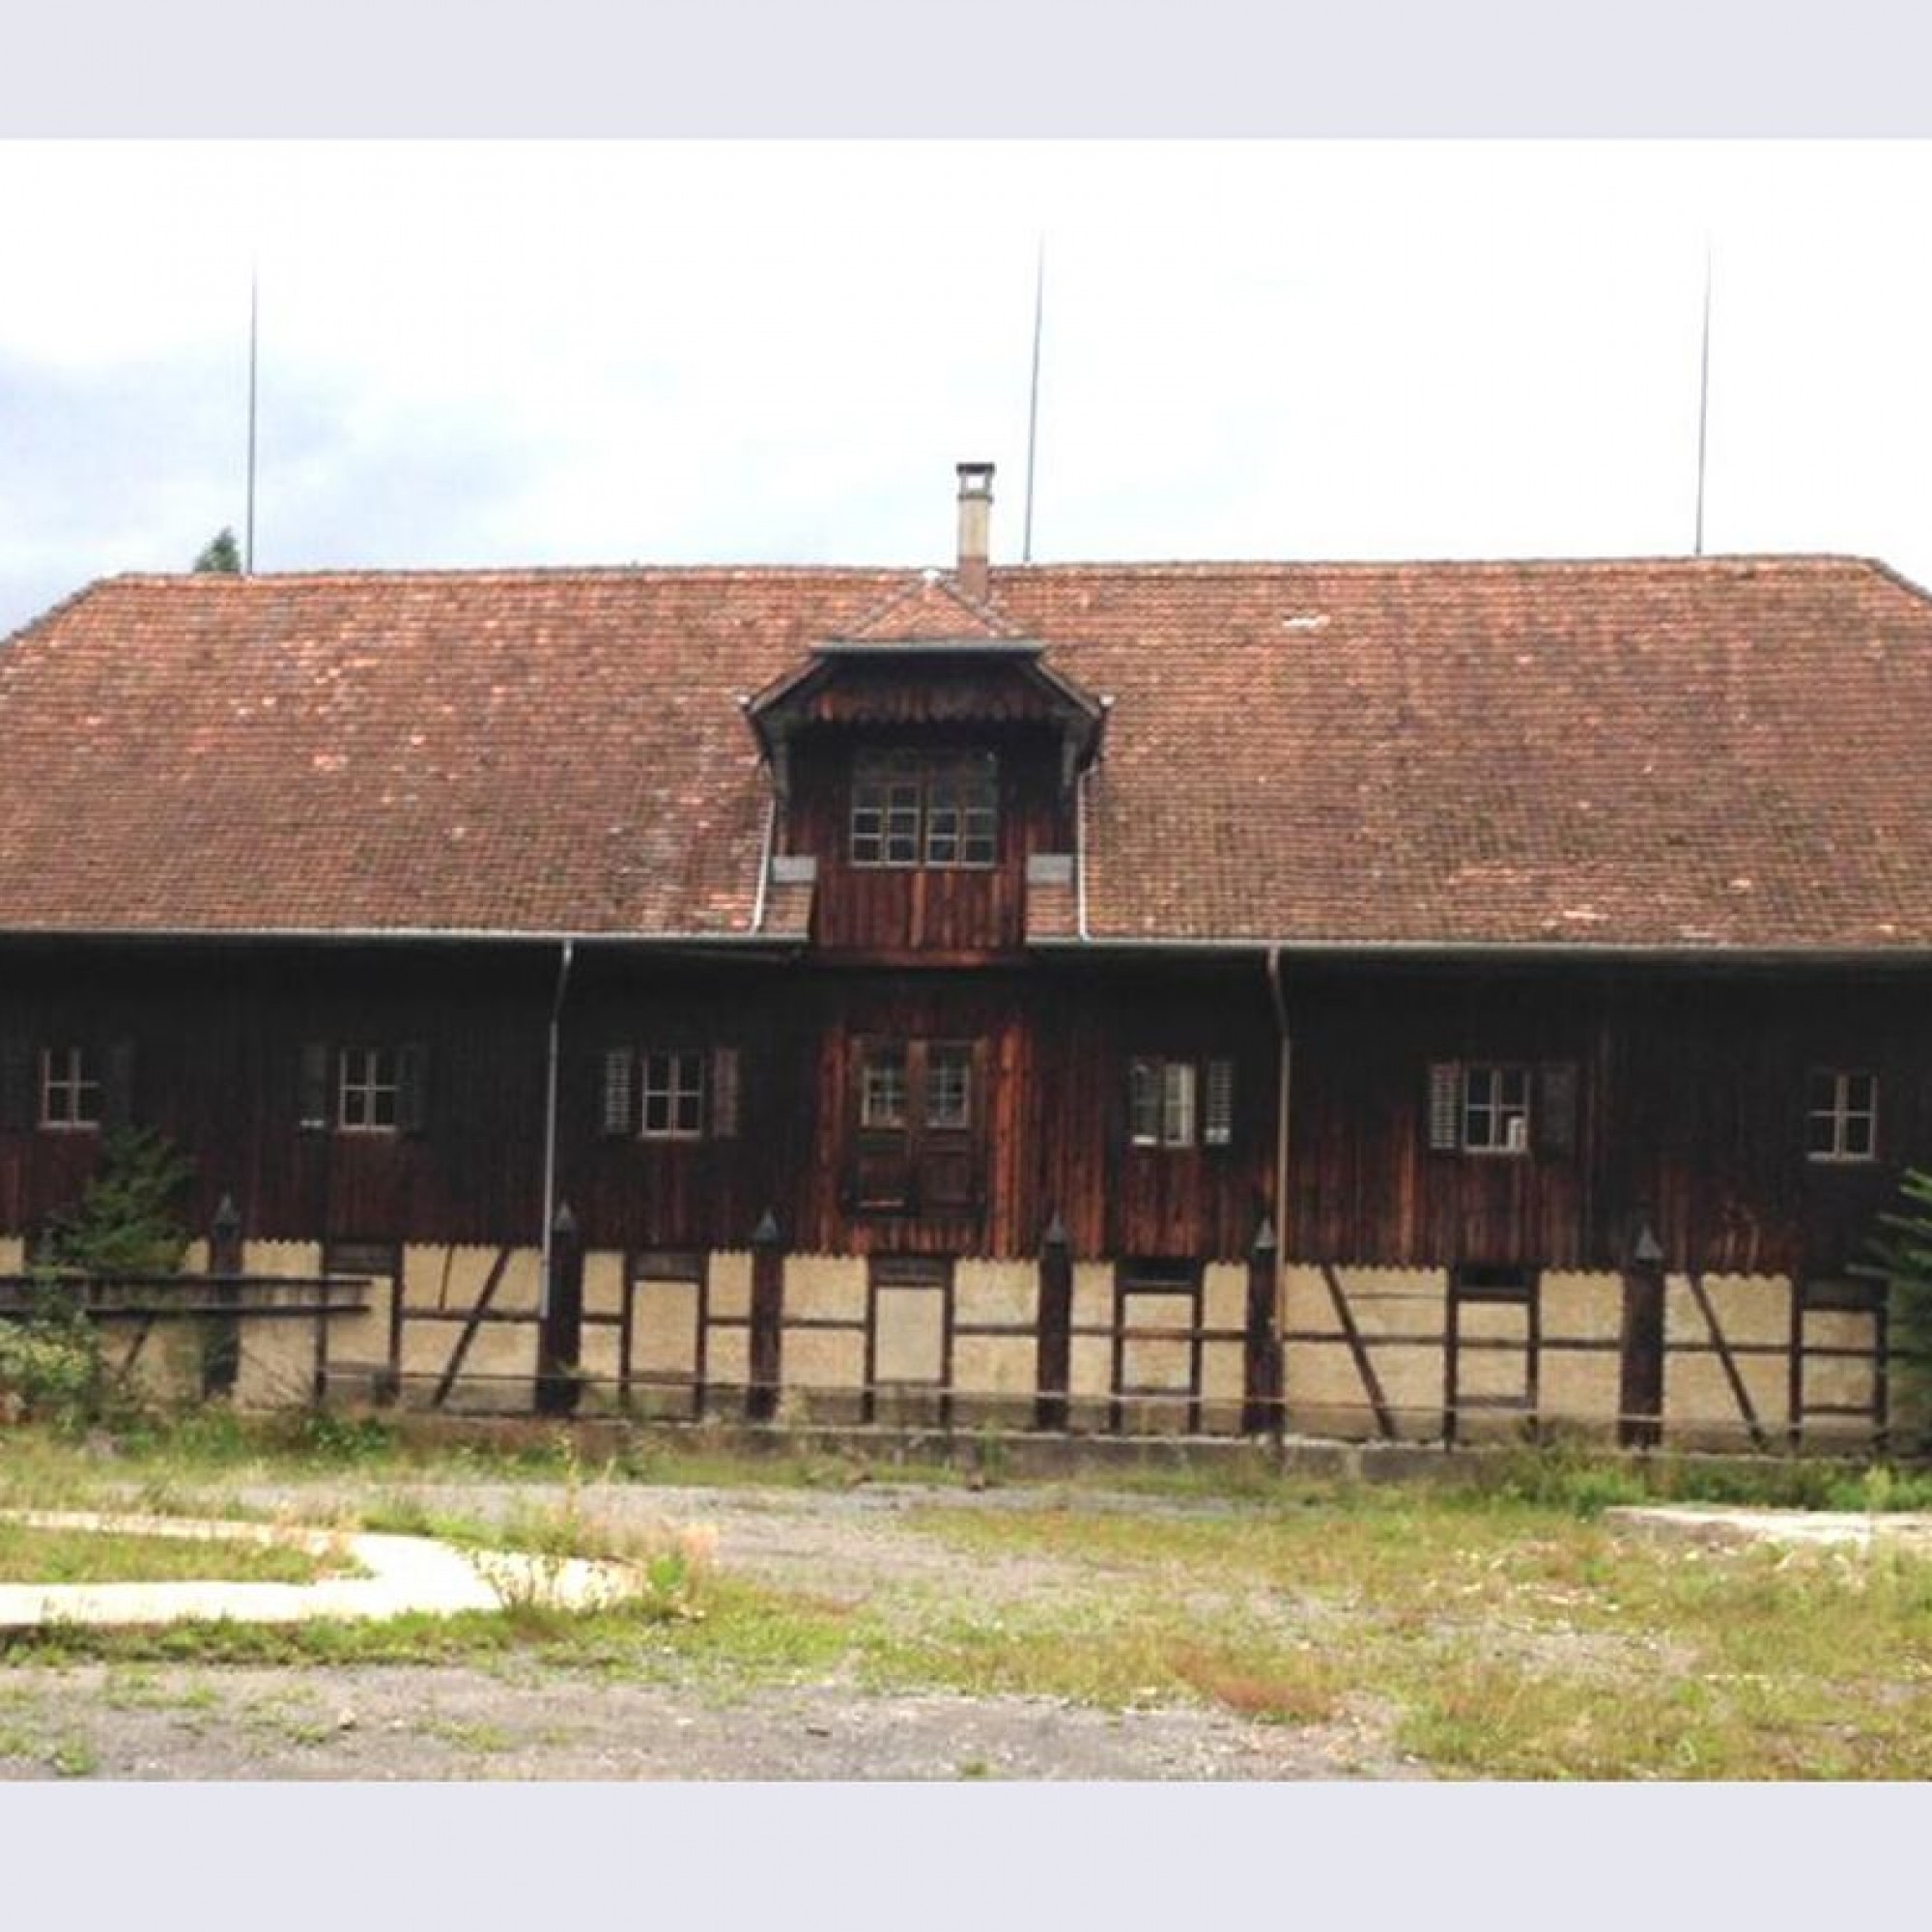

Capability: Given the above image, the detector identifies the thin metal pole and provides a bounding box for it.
[1693,241,1712,557]
[1023,236,1044,563]
[245,268,259,575]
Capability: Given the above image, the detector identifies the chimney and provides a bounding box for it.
[955,461,994,602]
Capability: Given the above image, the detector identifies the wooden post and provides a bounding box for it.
[537,1203,583,1417]
[1618,1220,1666,1449]
[1036,1212,1072,1432]
[1242,1216,1282,1436]
[202,1193,243,1399]
[748,1209,783,1423]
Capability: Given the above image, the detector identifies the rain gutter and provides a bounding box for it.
[537,937,575,1319]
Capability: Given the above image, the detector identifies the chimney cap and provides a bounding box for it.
[956,461,995,497]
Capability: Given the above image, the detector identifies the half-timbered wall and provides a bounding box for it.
[0,940,1921,1442]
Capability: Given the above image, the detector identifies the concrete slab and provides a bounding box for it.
[0,1510,643,1629]
[1606,1503,1932,1553]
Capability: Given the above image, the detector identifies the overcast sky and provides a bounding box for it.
[6,139,1932,639]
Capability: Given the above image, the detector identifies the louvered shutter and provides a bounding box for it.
[1204,1058,1236,1147]
[1427,1062,1463,1151]
[600,1047,635,1137]
[0,1039,35,1132]
[1536,1062,1579,1160]
[710,1045,740,1141]
[396,1042,431,1137]
[102,1038,137,1129]
[298,1041,331,1133]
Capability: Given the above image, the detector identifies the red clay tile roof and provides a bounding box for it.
[3,554,1931,951]
[835,572,1024,642]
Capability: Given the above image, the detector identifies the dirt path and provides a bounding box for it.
[0,1477,1424,1781]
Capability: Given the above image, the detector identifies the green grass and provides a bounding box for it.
[0,1520,355,1586]
[2,1419,1931,1776]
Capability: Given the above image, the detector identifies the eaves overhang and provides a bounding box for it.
[742,634,1108,795]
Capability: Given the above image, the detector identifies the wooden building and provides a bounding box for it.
[1,462,1928,1446]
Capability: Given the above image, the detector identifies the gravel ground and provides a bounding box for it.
[0,1477,1426,1781]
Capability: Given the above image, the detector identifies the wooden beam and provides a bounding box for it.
[431,1245,515,1410]
[1320,1263,1395,1440]
[1685,1269,1768,1450]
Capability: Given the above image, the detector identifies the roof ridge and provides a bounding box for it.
[992,553,1891,578]
[837,569,1024,642]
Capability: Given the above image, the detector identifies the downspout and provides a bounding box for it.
[750,781,778,935]
[1075,758,1093,941]
[1265,945,1292,1408]
[538,936,576,1318]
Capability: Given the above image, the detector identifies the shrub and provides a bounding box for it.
[0,1283,105,1432]
[1859,1167,1932,1451]
[41,1127,194,1278]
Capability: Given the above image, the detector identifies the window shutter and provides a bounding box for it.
[1204,1058,1235,1147]
[298,1041,331,1133]
[1536,1062,1579,1160]
[710,1045,740,1140]
[102,1038,137,1129]
[1162,1059,1197,1147]
[0,1039,34,1132]
[1427,1062,1462,1151]
[600,1047,635,1137]
[396,1041,431,1137]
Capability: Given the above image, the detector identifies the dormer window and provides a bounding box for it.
[851,750,998,868]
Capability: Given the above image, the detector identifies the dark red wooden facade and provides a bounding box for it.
[0,931,1920,1293]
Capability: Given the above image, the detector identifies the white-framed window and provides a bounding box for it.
[850,750,998,868]
[601,1044,740,1142]
[1806,1068,1877,1163]
[39,1045,101,1130]
[1128,1057,1234,1150]
[850,1037,981,1214]
[641,1050,706,1139]
[924,1043,973,1130]
[1461,1064,1531,1154]
[338,1045,399,1132]
[861,1043,909,1129]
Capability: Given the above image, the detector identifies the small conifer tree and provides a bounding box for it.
[192,527,242,574]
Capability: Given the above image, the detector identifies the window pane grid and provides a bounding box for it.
[40,1046,100,1128]
[641,1051,705,1139]
[339,1046,398,1131]
[862,1048,908,1129]
[925,1045,972,1129]
[850,753,998,869]
[1808,1068,1877,1162]
[1462,1064,1529,1153]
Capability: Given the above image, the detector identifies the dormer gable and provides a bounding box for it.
[744,575,1106,801]
[742,466,1106,958]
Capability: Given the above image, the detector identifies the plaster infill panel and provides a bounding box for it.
[952,1332,1035,1398]
[1538,1345,1621,1426]
[582,1250,626,1321]
[783,1256,866,1323]
[1664,1273,1791,1350]
[402,1245,542,1317]
[1203,1263,1249,1334]
[1201,1337,1245,1405]
[707,1251,753,1321]
[235,1321,317,1409]
[952,1260,1037,1329]
[1070,1262,1114,1332]
[633,1279,702,1379]
[1539,1272,1624,1344]
[233,1240,328,1407]
[782,1325,865,1395]
[705,1325,749,1386]
[873,1286,946,1385]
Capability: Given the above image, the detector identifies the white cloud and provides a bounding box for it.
[5,139,1932,634]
